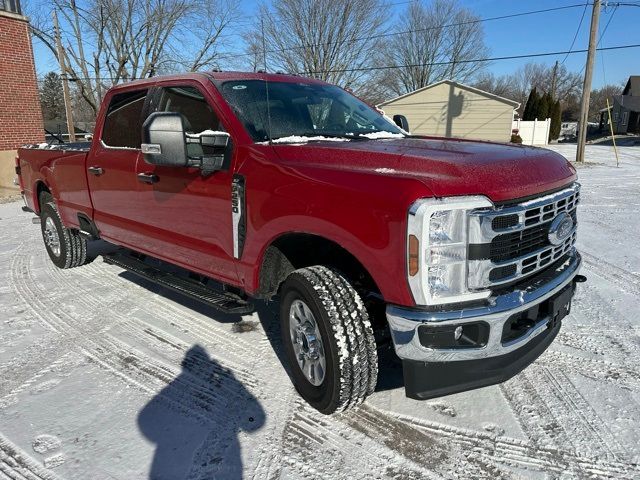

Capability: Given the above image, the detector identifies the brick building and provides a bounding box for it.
[0,0,44,190]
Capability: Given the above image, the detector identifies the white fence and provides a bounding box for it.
[512,118,551,146]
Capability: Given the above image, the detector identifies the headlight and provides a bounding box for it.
[407,196,493,306]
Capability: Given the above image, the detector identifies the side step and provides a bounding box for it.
[103,253,254,315]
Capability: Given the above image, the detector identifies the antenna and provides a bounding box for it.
[261,17,273,144]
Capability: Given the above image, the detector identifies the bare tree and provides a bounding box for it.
[376,0,489,97]
[472,62,583,117]
[29,0,239,116]
[589,83,623,121]
[473,72,519,99]
[165,0,241,72]
[246,0,387,89]
[518,63,582,103]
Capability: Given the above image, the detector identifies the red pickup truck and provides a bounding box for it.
[16,72,584,414]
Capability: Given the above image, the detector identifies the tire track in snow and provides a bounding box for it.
[70,260,270,362]
[499,373,577,453]
[534,279,640,390]
[536,350,640,391]
[384,407,640,479]
[535,365,628,459]
[348,404,515,479]
[15,245,299,480]
[279,401,434,480]
[495,250,640,470]
[45,257,300,479]
[10,251,252,425]
[40,255,264,387]
[0,433,62,480]
[2,253,105,399]
[10,251,281,478]
[581,251,640,297]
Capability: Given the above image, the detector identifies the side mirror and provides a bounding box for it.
[185,130,230,174]
[141,112,188,167]
[393,114,409,132]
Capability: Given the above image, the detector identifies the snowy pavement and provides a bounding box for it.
[1,144,640,479]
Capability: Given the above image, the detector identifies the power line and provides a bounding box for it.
[37,42,640,82]
[560,2,589,65]
[303,43,640,75]
[214,3,591,62]
[598,4,619,83]
[577,5,619,74]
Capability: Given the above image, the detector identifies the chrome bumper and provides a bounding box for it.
[387,251,581,362]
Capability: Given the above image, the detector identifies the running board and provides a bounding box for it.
[103,253,254,315]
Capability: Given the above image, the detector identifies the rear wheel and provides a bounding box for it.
[280,266,378,414]
[39,192,91,269]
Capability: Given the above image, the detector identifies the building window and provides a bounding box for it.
[0,0,22,14]
[621,111,628,125]
[613,111,619,122]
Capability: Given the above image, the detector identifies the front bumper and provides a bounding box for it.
[387,251,582,399]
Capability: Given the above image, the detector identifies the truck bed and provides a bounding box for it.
[17,143,93,228]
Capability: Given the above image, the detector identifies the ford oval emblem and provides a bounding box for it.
[548,212,574,245]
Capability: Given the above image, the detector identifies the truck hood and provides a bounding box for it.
[270,137,577,203]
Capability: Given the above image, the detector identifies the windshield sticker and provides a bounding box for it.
[232,85,247,90]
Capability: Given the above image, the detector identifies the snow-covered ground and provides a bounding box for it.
[1,144,639,479]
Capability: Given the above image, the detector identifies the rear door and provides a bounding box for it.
[88,88,150,247]
[133,82,239,283]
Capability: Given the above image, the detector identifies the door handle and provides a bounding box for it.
[88,166,104,176]
[137,172,159,184]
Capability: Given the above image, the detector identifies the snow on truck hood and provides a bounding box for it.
[269,136,577,203]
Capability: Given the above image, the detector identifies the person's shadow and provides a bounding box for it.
[137,345,265,479]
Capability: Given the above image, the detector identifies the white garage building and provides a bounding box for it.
[378,80,520,143]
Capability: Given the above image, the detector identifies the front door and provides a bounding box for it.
[133,83,239,284]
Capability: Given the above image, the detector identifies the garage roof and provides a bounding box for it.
[378,79,520,108]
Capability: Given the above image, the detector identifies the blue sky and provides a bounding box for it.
[31,0,640,88]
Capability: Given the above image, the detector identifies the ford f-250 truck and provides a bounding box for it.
[16,72,585,414]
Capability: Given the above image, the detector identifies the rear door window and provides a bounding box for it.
[102,89,148,149]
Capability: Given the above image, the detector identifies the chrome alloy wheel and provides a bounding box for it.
[289,299,326,386]
[44,216,61,257]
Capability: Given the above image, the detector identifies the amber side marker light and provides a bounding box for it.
[408,234,419,276]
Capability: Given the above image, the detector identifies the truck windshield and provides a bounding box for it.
[218,80,404,143]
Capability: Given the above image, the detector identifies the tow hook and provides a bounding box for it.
[574,274,587,284]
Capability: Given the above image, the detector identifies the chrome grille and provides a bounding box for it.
[468,183,580,289]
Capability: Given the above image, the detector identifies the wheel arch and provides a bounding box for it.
[255,232,381,301]
[34,180,52,214]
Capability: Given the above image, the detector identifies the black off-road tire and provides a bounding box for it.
[39,192,91,269]
[280,266,378,414]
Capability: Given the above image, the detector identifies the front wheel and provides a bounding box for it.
[280,266,378,414]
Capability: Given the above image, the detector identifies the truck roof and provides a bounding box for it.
[108,71,326,93]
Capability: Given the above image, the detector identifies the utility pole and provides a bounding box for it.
[52,10,76,143]
[576,0,601,163]
[550,60,559,100]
